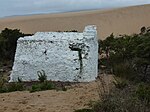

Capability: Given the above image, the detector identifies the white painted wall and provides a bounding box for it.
[9,25,98,82]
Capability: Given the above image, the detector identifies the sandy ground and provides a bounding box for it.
[0,74,113,112]
[0,4,150,39]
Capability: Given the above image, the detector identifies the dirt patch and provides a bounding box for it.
[0,75,114,112]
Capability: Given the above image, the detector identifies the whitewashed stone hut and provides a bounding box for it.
[9,25,98,82]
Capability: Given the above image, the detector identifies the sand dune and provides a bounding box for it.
[0,4,150,39]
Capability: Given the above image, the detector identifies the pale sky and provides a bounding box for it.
[0,0,150,18]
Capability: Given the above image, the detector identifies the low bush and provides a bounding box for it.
[136,83,150,104]
[92,85,150,112]
[0,71,66,93]
[0,28,32,61]
[77,77,150,112]
[112,61,136,81]
[0,77,5,88]
[30,81,55,92]
[0,82,24,93]
[6,82,24,92]
[37,70,47,83]
[99,28,150,83]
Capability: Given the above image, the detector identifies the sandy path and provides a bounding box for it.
[0,81,99,112]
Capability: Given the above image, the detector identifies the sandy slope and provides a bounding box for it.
[0,74,113,112]
[0,82,99,112]
[0,4,150,39]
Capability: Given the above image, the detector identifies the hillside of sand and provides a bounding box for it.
[0,4,150,39]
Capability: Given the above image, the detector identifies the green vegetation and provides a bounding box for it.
[76,27,150,112]
[0,69,67,93]
[0,78,24,93]
[136,83,150,104]
[99,27,150,82]
[37,70,47,83]
[0,28,32,61]
[30,81,55,92]
[30,71,56,92]
[92,86,150,112]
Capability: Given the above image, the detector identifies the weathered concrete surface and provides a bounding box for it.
[10,25,98,82]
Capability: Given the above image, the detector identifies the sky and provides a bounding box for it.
[0,0,150,18]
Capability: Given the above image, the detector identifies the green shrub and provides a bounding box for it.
[136,83,150,104]
[93,97,120,112]
[30,81,55,92]
[6,82,24,92]
[0,79,7,93]
[82,76,150,112]
[0,78,5,88]
[92,86,150,112]
[30,84,41,92]
[99,30,150,83]
[0,87,7,93]
[37,70,47,82]
[0,83,24,93]
[112,61,136,81]
[0,28,32,61]
[0,75,24,93]
[40,81,55,90]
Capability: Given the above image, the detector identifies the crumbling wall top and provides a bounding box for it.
[83,25,97,37]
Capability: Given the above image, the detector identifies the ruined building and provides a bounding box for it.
[10,25,98,82]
